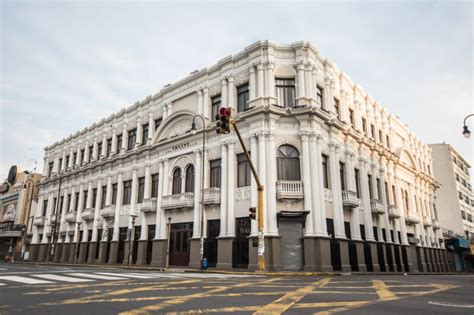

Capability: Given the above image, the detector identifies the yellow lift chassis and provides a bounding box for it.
[231,120,265,271]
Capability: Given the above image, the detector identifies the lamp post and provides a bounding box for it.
[166,216,172,268]
[462,114,473,138]
[74,220,82,264]
[190,114,206,269]
[128,212,138,266]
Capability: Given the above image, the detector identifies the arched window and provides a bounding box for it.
[276,145,301,180]
[185,165,195,193]
[172,168,182,194]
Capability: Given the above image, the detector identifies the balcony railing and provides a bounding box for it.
[370,199,385,215]
[100,206,115,218]
[432,219,440,230]
[140,198,157,213]
[33,216,45,226]
[203,187,221,205]
[276,181,304,200]
[405,213,420,225]
[162,192,194,209]
[423,217,432,227]
[65,212,77,223]
[341,190,360,208]
[81,209,94,221]
[388,205,401,219]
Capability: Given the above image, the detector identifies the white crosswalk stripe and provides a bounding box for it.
[66,273,129,280]
[96,272,157,279]
[33,274,94,283]
[0,275,53,284]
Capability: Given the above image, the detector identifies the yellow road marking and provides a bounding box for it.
[295,301,371,308]
[253,277,331,315]
[165,306,260,314]
[372,280,398,301]
[119,277,280,314]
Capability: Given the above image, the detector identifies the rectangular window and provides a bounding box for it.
[83,190,88,210]
[97,142,103,158]
[362,118,367,134]
[370,124,375,139]
[42,200,48,217]
[127,128,137,150]
[137,177,145,203]
[339,162,346,190]
[48,162,54,176]
[378,130,383,144]
[123,180,132,205]
[74,192,79,211]
[106,138,112,157]
[88,146,93,161]
[92,188,97,208]
[355,169,361,198]
[322,154,329,189]
[73,152,77,167]
[376,178,381,200]
[142,123,149,144]
[154,118,162,130]
[80,149,85,164]
[211,95,221,121]
[151,174,159,198]
[316,86,324,108]
[349,108,355,127]
[275,78,295,108]
[111,184,118,205]
[392,185,397,206]
[101,186,107,209]
[52,197,57,215]
[210,159,222,188]
[117,135,122,151]
[66,194,71,212]
[385,182,390,205]
[65,155,70,169]
[368,174,373,199]
[237,84,249,112]
[334,98,340,119]
[386,135,390,149]
[237,153,251,187]
[58,158,63,171]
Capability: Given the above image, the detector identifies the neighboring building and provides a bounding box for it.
[430,143,474,272]
[29,40,447,273]
[0,166,41,261]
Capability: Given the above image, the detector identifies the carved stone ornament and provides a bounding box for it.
[235,187,251,201]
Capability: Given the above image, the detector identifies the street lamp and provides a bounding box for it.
[128,212,138,266]
[166,216,172,268]
[462,114,473,138]
[74,220,82,264]
[190,114,206,269]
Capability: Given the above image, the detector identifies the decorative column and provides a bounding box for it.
[197,89,203,115]
[101,131,107,158]
[167,102,173,117]
[256,61,265,99]
[88,179,102,263]
[136,118,143,147]
[150,160,166,267]
[83,140,90,164]
[328,141,346,239]
[324,77,335,113]
[346,151,362,241]
[92,137,99,161]
[148,112,155,144]
[359,158,375,241]
[130,168,139,221]
[297,61,306,103]
[249,65,256,101]
[257,132,267,233]
[221,78,228,107]
[192,151,202,238]
[266,132,278,236]
[266,61,275,100]
[105,176,113,206]
[61,151,67,172]
[380,168,392,243]
[250,135,258,236]
[203,87,209,120]
[300,132,314,236]
[395,177,409,246]
[219,143,228,236]
[227,76,234,111]
[53,155,60,174]
[108,173,123,264]
[305,63,314,102]
[111,129,118,154]
[121,124,128,153]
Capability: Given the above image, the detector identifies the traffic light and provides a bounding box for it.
[216,107,231,134]
[249,207,256,220]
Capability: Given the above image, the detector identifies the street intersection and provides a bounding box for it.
[0,263,472,314]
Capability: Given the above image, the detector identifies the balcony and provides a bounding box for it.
[140,198,157,213]
[341,190,360,208]
[65,212,77,223]
[432,219,440,230]
[81,209,94,221]
[162,192,194,209]
[276,181,304,200]
[423,217,432,227]
[33,216,45,226]
[370,199,385,215]
[100,206,115,218]
[388,205,401,219]
[203,188,221,205]
[405,213,420,225]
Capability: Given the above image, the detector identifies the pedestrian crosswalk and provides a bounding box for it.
[0,271,253,287]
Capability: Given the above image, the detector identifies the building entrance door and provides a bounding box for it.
[169,222,193,266]
[117,227,127,263]
[233,217,250,268]
[204,220,219,267]
[279,217,304,270]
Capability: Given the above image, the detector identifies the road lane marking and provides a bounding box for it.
[67,273,129,280]
[295,301,371,308]
[0,276,53,284]
[372,280,398,301]
[253,277,331,315]
[96,273,156,279]
[166,306,260,314]
[33,274,94,283]
[428,301,474,308]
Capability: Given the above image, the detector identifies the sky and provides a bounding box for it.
[0,1,473,180]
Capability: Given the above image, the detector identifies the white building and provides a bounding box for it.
[30,40,447,272]
[430,143,473,271]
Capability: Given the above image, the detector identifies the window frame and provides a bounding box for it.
[237,83,250,113]
[275,78,296,109]
[237,153,251,187]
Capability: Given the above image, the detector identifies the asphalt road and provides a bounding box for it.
[0,262,473,315]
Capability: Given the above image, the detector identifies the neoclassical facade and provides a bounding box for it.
[29,40,448,272]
